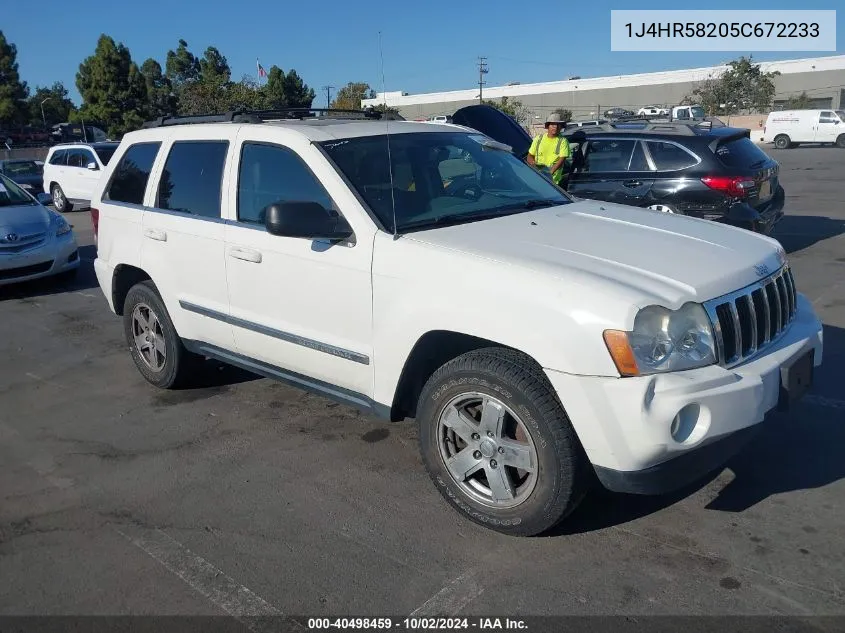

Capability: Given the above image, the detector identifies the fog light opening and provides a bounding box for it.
[670,403,703,444]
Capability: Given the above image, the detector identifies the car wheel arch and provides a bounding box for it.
[112,264,153,316]
[389,330,547,422]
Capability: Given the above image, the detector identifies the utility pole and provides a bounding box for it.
[322,85,335,108]
[477,57,488,103]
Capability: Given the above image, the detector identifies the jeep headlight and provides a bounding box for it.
[603,303,716,376]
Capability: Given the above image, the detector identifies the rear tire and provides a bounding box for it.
[417,348,590,536]
[773,134,791,150]
[51,184,73,213]
[837,134,845,149]
[122,281,200,389]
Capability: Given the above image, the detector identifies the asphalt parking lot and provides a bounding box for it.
[2,146,845,625]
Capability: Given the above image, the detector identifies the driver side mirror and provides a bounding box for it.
[87,161,98,170]
[264,201,353,242]
[37,192,52,206]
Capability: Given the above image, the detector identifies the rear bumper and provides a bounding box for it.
[93,257,116,312]
[722,185,785,234]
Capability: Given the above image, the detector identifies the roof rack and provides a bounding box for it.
[141,108,404,129]
[567,117,725,136]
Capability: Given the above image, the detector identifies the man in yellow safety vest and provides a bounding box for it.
[526,112,571,187]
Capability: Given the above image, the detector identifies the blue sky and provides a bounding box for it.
[5,0,844,106]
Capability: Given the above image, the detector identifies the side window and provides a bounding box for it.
[66,149,86,168]
[819,111,836,124]
[628,142,651,171]
[105,142,161,205]
[237,142,334,225]
[49,150,67,166]
[582,139,637,173]
[157,141,228,219]
[81,149,97,168]
[646,141,698,170]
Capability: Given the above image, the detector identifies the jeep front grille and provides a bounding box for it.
[704,266,797,367]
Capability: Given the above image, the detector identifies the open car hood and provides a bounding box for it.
[451,104,533,159]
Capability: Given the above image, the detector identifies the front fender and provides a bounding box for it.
[371,235,634,407]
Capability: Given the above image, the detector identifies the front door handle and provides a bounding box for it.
[228,247,262,263]
[623,180,643,188]
[143,228,167,242]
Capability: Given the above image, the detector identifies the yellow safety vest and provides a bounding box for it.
[529,134,570,184]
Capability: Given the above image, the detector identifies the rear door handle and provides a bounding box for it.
[143,228,167,242]
[623,180,643,188]
[228,246,262,263]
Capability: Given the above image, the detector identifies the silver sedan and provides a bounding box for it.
[0,172,80,287]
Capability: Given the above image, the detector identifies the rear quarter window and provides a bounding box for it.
[714,138,770,169]
[104,142,162,205]
[646,141,698,170]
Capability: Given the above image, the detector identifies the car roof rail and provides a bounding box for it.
[569,118,724,136]
[141,108,405,129]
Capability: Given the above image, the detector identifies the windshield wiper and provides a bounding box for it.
[398,200,564,233]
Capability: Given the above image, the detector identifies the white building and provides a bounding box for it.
[363,55,845,122]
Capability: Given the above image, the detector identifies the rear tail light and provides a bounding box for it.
[701,176,756,198]
[90,207,100,240]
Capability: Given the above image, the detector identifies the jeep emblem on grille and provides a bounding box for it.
[754,264,770,277]
[3,233,19,243]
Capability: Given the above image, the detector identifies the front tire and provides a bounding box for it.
[122,281,199,389]
[773,134,791,150]
[417,348,590,536]
[51,184,73,213]
[837,134,845,149]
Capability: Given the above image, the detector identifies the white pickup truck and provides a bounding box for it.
[90,108,823,536]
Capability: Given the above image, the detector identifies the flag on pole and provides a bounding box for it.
[257,59,267,81]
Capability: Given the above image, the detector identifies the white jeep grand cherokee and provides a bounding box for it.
[91,110,823,536]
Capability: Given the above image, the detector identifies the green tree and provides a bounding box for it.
[0,31,28,124]
[76,34,148,137]
[331,82,375,110]
[198,46,231,85]
[260,66,287,109]
[482,96,530,125]
[368,103,401,117]
[283,69,316,108]
[140,59,176,118]
[690,56,780,115]
[165,39,200,86]
[26,82,76,127]
[552,108,573,122]
[784,91,812,110]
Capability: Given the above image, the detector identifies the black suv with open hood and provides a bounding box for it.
[450,105,785,235]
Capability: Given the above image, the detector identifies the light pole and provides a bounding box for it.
[40,97,51,128]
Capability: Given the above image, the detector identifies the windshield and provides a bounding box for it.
[3,160,42,176]
[837,111,845,121]
[95,146,118,165]
[320,131,571,233]
[0,173,36,207]
[691,106,706,118]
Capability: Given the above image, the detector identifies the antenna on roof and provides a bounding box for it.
[378,31,398,239]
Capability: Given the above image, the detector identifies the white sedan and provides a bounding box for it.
[637,106,670,116]
[0,173,80,286]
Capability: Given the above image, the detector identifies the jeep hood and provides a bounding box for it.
[407,200,787,307]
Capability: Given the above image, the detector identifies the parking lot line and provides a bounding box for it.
[115,525,304,632]
[409,568,484,617]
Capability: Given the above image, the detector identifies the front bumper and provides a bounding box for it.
[544,292,823,495]
[0,234,79,287]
